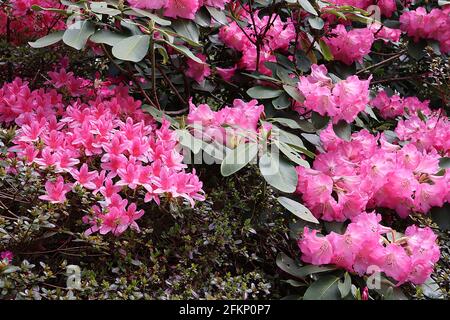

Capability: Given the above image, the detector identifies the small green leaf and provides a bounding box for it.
[276,252,335,279]
[162,41,203,63]
[308,16,324,30]
[438,157,450,169]
[206,6,228,25]
[28,31,64,48]
[221,143,258,177]
[278,197,318,223]
[272,93,291,110]
[247,86,283,99]
[172,20,200,44]
[430,204,450,231]
[319,39,334,61]
[333,120,351,141]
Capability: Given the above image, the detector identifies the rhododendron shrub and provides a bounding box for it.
[1,0,449,300]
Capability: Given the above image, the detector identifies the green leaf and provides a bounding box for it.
[270,118,301,129]
[206,6,228,25]
[162,41,203,63]
[311,112,329,130]
[319,39,334,61]
[338,273,351,298]
[221,143,258,177]
[308,16,324,30]
[112,35,150,62]
[333,120,351,142]
[1,265,21,274]
[303,275,341,300]
[129,7,172,26]
[62,20,95,50]
[28,31,64,48]
[272,93,291,110]
[141,104,179,128]
[439,157,450,169]
[278,197,318,223]
[298,0,318,16]
[276,252,335,279]
[408,40,427,61]
[295,51,311,72]
[420,277,444,299]
[259,151,298,193]
[275,141,310,168]
[430,204,450,231]
[247,86,283,99]
[90,2,121,16]
[283,84,304,104]
[90,30,127,46]
[172,20,200,44]
[176,129,203,154]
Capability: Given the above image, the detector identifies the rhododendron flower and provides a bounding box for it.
[186,54,211,83]
[296,64,371,123]
[298,227,334,265]
[323,25,374,65]
[127,0,166,9]
[39,176,73,204]
[164,0,200,20]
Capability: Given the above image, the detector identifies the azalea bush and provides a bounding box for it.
[0,0,449,300]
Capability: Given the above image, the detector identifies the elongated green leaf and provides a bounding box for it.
[29,31,64,48]
[319,39,334,61]
[259,151,298,193]
[63,20,95,50]
[172,20,200,44]
[90,2,121,16]
[129,7,172,26]
[141,104,179,128]
[338,273,352,298]
[272,93,291,110]
[221,143,258,177]
[90,30,127,46]
[276,252,336,279]
[303,275,341,300]
[283,84,304,104]
[275,141,310,168]
[298,0,318,16]
[247,86,283,99]
[161,40,203,63]
[112,35,150,62]
[176,129,203,154]
[278,197,318,223]
[308,16,324,30]
[206,6,228,25]
[439,157,450,169]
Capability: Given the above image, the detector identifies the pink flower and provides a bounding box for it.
[324,25,374,65]
[39,176,72,204]
[164,0,200,20]
[298,227,334,265]
[0,251,13,263]
[127,0,166,9]
[185,54,211,83]
[381,244,412,284]
[70,163,98,190]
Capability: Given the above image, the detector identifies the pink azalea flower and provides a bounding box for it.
[39,176,72,204]
[70,163,98,190]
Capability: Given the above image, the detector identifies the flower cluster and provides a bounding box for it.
[187,98,264,148]
[395,113,450,155]
[323,25,374,65]
[0,71,205,236]
[296,64,371,123]
[296,117,449,221]
[126,0,230,20]
[371,90,431,119]
[219,10,296,74]
[400,7,450,54]
[298,212,440,285]
[0,0,65,44]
